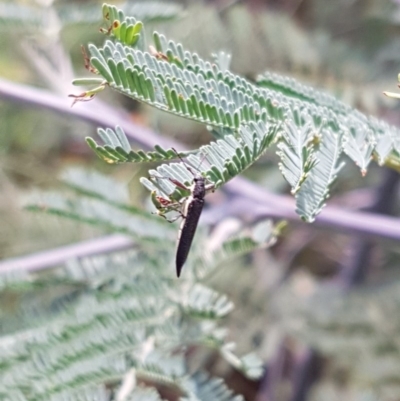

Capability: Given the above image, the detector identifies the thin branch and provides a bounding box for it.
[204,184,400,241]
[1,77,400,275]
[0,234,134,274]
[0,77,174,149]
[287,168,400,401]
[18,3,75,96]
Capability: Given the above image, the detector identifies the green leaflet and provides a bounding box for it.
[87,119,279,204]
[81,3,400,221]
[5,167,274,400]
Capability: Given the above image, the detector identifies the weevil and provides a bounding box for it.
[150,150,214,277]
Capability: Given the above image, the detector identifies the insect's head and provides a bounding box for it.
[193,175,204,182]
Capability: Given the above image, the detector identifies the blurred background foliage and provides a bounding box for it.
[2,0,400,400]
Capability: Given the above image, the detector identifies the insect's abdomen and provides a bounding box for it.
[176,198,204,277]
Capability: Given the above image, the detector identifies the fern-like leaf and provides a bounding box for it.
[343,123,374,175]
[182,284,234,319]
[181,372,244,401]
[86,126,180,164]
[25,167,174,239]
[124,386,164,401]
[140,120,279,201]
[295,129,345,222]
[0,2,182,31]
[80,4,400,221]
[6,165,276,400]
[277,108,318,194]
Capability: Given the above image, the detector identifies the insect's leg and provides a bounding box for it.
[152,207,184,222]
[151,190,186,222]
[171,178,194,192]
[165,213,183,223]
[206,186,215,194]
[152,210,177,220]
[149,172,190,192]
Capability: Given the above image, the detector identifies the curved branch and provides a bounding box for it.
[1,76,400,279]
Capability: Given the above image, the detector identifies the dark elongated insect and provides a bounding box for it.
[150,150,214,277]
[175,173,206,277]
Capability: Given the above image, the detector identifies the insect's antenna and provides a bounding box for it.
[172,148,197,176]
[196,150,208,172]
[172,148,208,177]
